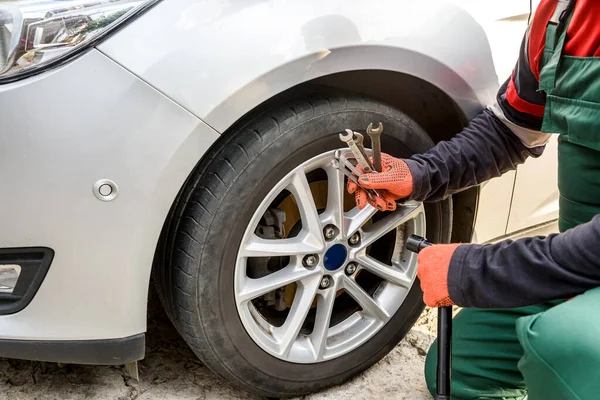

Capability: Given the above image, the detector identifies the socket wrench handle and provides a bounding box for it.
[406,234,452,400]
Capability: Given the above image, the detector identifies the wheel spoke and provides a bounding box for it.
[341,276,390,322]
[274,274,321,357]
[322,162,346,228]
[240,233,324,257]
[310,286,337,360]
[344,205,378,239]
[288,168,323,237]
[237,263,319,303]
[357,255,413,288]
[359,203,424,249]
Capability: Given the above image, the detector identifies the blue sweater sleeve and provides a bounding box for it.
[405,107,543,202]
[448,215,600,308]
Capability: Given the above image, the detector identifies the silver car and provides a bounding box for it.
[0,0,554,397]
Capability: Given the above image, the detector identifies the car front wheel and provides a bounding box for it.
[153,93,450,397]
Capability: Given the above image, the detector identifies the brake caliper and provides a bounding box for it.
[248,208,288,311]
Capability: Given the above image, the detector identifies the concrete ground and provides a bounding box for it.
[0,289,438,400]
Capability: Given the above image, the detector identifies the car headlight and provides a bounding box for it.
[0,0,157,82]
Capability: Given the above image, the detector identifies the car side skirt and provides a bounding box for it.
[0,334,145,365]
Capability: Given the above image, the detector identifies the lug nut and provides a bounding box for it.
[348,232,361,246]
[320,275,332,289]
[345,262,358,276]
[303,254,318,268]
[323,225,337,240]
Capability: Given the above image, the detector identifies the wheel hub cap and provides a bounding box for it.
[323,244,347,271]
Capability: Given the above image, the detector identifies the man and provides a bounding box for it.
[348,0,600,398]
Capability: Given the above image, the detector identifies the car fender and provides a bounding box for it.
[99,0,499,132]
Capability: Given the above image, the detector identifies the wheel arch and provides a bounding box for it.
[204,68,481,244]
[100,0,499,138]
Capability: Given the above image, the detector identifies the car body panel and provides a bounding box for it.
[0,49,219,340]
[507,135,559,232]
[472,171,517,244]
[98,0,499,131]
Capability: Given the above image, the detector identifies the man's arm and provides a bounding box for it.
[448,214,600,308]
[406,104,543,203]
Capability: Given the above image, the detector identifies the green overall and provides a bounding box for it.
[424,2,600,399]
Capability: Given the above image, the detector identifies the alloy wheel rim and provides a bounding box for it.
[234,149,426,363]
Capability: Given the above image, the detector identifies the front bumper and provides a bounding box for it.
[0,49,219,356]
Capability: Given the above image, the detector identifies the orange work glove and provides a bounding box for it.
[416,244,461,307]
[347,153,414,211]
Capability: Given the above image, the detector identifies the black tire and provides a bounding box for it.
[153,94,451,397]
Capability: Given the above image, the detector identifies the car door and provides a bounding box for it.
[506,137,559,233]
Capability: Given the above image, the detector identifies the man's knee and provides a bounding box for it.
[517,290,600,399]
[518,291,600,367]
[518,311,599,365]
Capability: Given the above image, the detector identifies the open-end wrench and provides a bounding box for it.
[337,149,383,199]
[339,129,373,173]
[334,149,363,177]
[332,156,376,202]
[367,122,383,172]
[333,150,382,202]
[353,132,375,171]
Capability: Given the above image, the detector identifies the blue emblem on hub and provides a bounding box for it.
[323,244,347,271]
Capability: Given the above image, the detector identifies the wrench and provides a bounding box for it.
[339,129,373,173]
[367,122,383,172]
[334,149,363,177]
[333,150,382,203]
[338,148,383,199]
[353,132,375,171]
[332,156,376,203]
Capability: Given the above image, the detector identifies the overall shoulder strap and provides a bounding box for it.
[550,0,575,25]
[539,0,576,91]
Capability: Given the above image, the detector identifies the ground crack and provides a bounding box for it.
[30,364,38,385]
[116,367,142,400]
[405,335,428,357]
